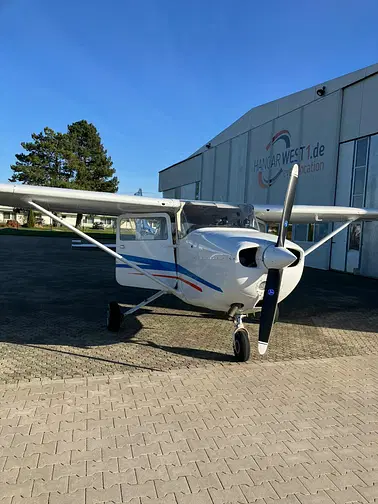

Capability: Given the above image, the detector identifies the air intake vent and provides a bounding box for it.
[239,247,258,268]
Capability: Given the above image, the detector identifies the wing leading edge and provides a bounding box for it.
[254,204,378,223]
[0,183,181,216]
[1,183,378,223]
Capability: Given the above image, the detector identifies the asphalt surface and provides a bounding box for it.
[1,235,378,383]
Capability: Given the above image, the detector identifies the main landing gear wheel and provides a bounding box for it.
[233,328,250,362]
[107,302,122,332]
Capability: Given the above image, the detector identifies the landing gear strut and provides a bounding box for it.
[233,314,250,362]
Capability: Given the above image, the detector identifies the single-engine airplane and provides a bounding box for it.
[1,164,378,361]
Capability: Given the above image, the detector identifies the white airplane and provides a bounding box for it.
[1,164,378,361]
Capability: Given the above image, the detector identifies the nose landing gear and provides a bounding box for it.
[233,314,250,362]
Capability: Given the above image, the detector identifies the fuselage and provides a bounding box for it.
[177,227,304,313]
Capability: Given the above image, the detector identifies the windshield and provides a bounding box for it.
[179,202,259,237]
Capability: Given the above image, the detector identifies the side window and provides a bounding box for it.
[120,217,168,241]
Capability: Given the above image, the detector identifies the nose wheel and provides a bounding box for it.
[233,314,250,362]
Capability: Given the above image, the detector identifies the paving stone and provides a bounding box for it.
[197,459,231,476]
[325,487,369,504]
[4,454,39,471]
[12,496,49,504]
[271,477,310,498]
[52,461,87,479]
[121,481,157,500]
[0,480,33,499]
[0,467,19,484]
[155,477,191,497]
[175,490,213,504]
[86,485,122,504]
[209,486,248,503]
[17,467,52,485]
[327,471,367,490]
[300,475,339,494]
[297,490,335,503]
[187,474,223,492]
[32,476,69,496]
[240,481,281,501]
[167,462,201,480]
[69,473,103,492]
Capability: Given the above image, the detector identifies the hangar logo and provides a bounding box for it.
[255,129,325,189]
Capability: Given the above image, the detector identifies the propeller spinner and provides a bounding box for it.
[258,164,299,355]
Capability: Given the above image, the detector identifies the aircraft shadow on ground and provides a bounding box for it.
[1,269,377,369]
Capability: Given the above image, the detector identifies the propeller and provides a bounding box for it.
[258,163,299,355]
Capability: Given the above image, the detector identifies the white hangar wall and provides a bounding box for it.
[159,64,378,277]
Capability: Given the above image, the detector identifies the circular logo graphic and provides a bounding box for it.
[284,220,288,227]
[268,289,275,296]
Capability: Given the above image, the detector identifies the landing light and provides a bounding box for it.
[258,281,266,291]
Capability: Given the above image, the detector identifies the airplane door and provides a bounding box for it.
[116,213,177,290]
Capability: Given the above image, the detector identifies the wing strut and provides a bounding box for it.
[28,200,181,297]
[303,219,357,257]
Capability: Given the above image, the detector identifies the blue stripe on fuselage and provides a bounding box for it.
[116,254,222,293]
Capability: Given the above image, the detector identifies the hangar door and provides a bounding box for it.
[331,138,369,273]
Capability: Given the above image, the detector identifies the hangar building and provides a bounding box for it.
[159,63,378,278]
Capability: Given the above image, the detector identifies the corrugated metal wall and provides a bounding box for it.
[159,67,378,275]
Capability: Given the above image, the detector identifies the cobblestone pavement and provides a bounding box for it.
[1,236,378,383]
[1,236,378,502]
[0,354,378,503]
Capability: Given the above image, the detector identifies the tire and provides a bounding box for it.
[233,328,250,362]
[107,302,122,332]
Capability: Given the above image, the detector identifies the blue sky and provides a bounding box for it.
[0,0,377,195]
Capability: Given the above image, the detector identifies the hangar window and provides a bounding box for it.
[314,222,329,241]
[294,223,329,242]
[294,224,308,242]
[355,137,368,167]
[351,137,369,208]
[349,222,361,251]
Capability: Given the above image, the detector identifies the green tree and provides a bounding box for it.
[27,210,35,228]
[9,128,71,187]
[9,120,118,227]
[65,120,118,226]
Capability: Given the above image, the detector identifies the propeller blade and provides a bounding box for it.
[258,164,299,355]
[277,163,299,248]
[258,269,281,355]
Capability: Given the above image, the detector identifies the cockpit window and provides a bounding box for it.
[179,202,258,238]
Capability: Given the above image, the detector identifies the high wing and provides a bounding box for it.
[254,204,378,223]
[0,183,181,215]
[1,183,378,223]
